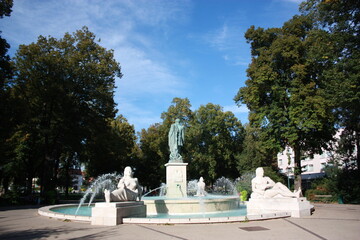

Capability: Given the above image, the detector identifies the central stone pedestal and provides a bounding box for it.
[247,197,314,218]
[165,162,188,198]
[91,201,146,226]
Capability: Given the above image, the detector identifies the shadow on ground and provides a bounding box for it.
[0,226,119,240]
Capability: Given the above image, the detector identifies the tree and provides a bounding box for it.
[137,97,193,189]
[0,0,12,18]
[236,124,279,175]
[138,98,245,187]
[0,0,12,89]
[11,27,122,201]
[137,123,167,189]
[84,115,137,177]
[0,0,14,194]
[235,15,336,190]
[301,0,360,167]
[186,103,244,182]
[161,97,194,128]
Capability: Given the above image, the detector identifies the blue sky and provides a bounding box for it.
[1,0,302,132]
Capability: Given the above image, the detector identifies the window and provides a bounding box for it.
[308,164,314,172]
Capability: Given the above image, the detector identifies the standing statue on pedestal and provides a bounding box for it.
[104,166,142,203]
[251,167,301,199]
[195,177,207,197]
[168,119,185,163]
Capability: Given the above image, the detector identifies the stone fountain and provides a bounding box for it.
[142,119,240,216]
[42,119,312,225]
[90,118,240,225]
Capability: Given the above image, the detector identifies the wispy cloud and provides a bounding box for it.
[2,0,192,131]
[120,0,191,27]
[205,23,240,51]
[200,20,250,66]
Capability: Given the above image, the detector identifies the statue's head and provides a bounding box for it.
[124,166,133,177]
[199,177,204,182]
[175,118,180,124]
[255,167,264,177]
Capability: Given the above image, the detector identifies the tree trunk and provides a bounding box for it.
[356,130,360,169]
[65,159,70,198]
[293,145,302,192]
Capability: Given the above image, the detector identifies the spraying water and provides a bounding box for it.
[75,172,121,215]
[187,180,199,196]
[142,183,167,198]
[213,177,238,196]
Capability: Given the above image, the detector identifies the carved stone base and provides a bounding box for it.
[247,197,314,218]
[165,162,188,198]
[91,201,146,226]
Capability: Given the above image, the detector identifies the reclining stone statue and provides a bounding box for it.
[251,167,301,199]
[104,166,142,203]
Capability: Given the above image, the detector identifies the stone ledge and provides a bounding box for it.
[91,201,146,226]
[123,211,291,224]
[246,197,314,218]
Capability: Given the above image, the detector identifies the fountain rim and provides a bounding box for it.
[38,203,292,224]
[38,204,92,223]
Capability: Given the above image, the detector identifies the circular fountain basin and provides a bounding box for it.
[39,201,291,224]
[143,195,240,215]
[38,204,92,222]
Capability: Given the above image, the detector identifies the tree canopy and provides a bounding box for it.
[186,103,245,182]
[4,27,123,200]
[235,15,336,190]
[301,0,360,167]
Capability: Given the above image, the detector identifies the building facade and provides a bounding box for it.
[277,147,330,180]
[277,129,357,180]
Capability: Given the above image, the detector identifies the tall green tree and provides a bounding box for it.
[138,98,245,186]
[161,97,194,128]
[0,0,12,88]
[137,123,167,189]
[301,0,360,167]
[235,15,336,190]
[186,103,244,182]
[85,115,137,177]
[0,0,13,194]
[236,124,278,175]
[11,27,122,200]
[138,97,193,188]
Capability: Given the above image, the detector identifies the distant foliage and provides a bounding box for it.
[306,167,360,204]
[235,171,254,198]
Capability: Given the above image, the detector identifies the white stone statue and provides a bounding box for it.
[251,167,301,199]
[104,166,142,203]
[195,177,207,197]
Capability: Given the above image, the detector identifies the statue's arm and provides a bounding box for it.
[264,177,275,188]
[134,178,142,200]
[117,178,125,188]
[181,126,185,142]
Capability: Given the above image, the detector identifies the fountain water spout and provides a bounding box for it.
[177,184,185,198]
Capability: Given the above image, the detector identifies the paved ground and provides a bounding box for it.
[1,203,360,240]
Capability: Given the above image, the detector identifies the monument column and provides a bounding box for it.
[165,162,188,198]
